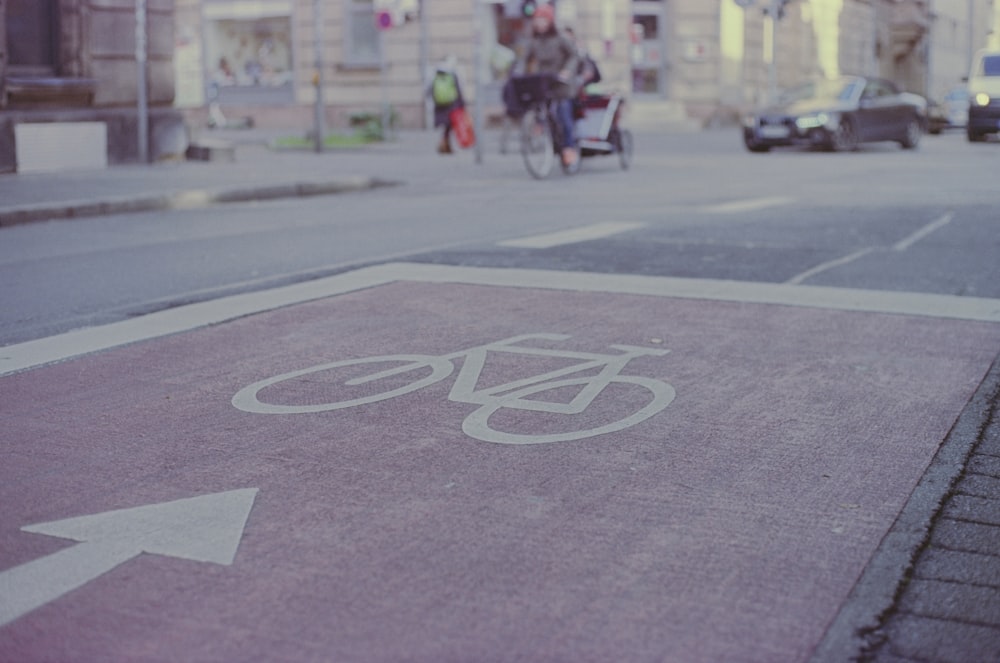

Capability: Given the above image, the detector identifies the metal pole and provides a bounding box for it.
[764,0,776,104]
[313,0,326,153]
[419,0,430,129]
[968,0,976,72]
[871,0,879,76]
[472,0,484,164]
[135,0,149,164]
[381,32,391,140]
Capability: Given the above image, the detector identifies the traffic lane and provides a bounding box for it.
[0,157,672,347]
[0,180,580,346]
[408,203,998,298]
[793,206,1000,296]
[1,127,992,347]
[3,281,1000,662]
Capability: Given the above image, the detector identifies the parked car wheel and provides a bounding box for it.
[899,117,921,149]
[743,131,771,153]
[828,119,858,152]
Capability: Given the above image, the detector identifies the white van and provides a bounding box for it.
[966,50,1000,142]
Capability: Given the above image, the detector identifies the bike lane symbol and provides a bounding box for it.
[232,334,675,445]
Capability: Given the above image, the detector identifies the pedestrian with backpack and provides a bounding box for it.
[427,56,465,154]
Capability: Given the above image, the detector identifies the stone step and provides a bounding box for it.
[185,139,236,162]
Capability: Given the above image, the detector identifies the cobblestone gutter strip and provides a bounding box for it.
[861,397,1000,662]
[0,177,398,226]
[809,355,1000,663]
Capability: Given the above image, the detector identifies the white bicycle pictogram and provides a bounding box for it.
[232,333,676,445]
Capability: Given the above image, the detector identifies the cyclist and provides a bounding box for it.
[516,4,580,167]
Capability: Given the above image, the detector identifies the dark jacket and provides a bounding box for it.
[521,29,579,99]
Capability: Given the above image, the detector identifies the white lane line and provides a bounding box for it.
[893,212,955,252]
[785,248,875,286]
[4,262,999,377]
[698,197,794,214]
[786,211,957,285]
[498,222,646,249]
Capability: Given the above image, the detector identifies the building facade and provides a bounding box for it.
[0,0,185,173]
[173,0,637,129]
[4,0,995,172]
[174,0,997,131]
[704,0,996,118]
[925,0,998,102]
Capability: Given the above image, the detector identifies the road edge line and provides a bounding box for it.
[0,178,394,226]
[3,262,999,377]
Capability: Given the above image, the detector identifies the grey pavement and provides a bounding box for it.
[0,128,448,225]
[2,125,999,662]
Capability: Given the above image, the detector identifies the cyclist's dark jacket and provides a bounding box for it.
[521,28,579,100]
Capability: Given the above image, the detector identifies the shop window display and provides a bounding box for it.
[205,14,293,102]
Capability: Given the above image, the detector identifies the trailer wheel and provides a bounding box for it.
[614,129,634,170]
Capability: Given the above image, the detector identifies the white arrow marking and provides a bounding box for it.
[0,488,258,628]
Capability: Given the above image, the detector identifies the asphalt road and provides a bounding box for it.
[1,130,997,345]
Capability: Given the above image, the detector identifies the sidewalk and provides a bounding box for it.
[0,110,707,226]
[0,128,451,226]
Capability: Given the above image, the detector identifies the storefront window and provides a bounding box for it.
[203,1,294,103]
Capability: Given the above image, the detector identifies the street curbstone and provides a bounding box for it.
[930,518,1000,556]
[895,578,1000,626]
[0,177,397,227]
[913,547,1000,587]
[941,494,1000,526]
[873,615,1000,662]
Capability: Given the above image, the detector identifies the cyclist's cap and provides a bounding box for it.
[534,4,555,20]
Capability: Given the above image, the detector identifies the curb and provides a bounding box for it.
[0,176,398,227]
[809,354,1000,662]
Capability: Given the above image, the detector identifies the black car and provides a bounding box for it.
[742,76,927,153]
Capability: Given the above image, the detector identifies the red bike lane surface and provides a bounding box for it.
[2,279,999,662]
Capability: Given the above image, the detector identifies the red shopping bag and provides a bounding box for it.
[450,106,476,149]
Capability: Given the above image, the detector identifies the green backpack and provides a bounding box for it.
[432,72,459,106]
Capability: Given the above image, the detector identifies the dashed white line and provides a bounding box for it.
[893,212,955,252]
[697,197,794,214]
[786,248,875,285]
[498,222,646,249]
[787,211,957,285]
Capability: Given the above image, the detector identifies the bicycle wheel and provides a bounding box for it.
[614,128,634,170]
[462,375,675,445]
[232,354,454,414]
[521,108,555,179]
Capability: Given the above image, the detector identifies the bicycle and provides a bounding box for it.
[511,74,581,179]
[232,333,675,445]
